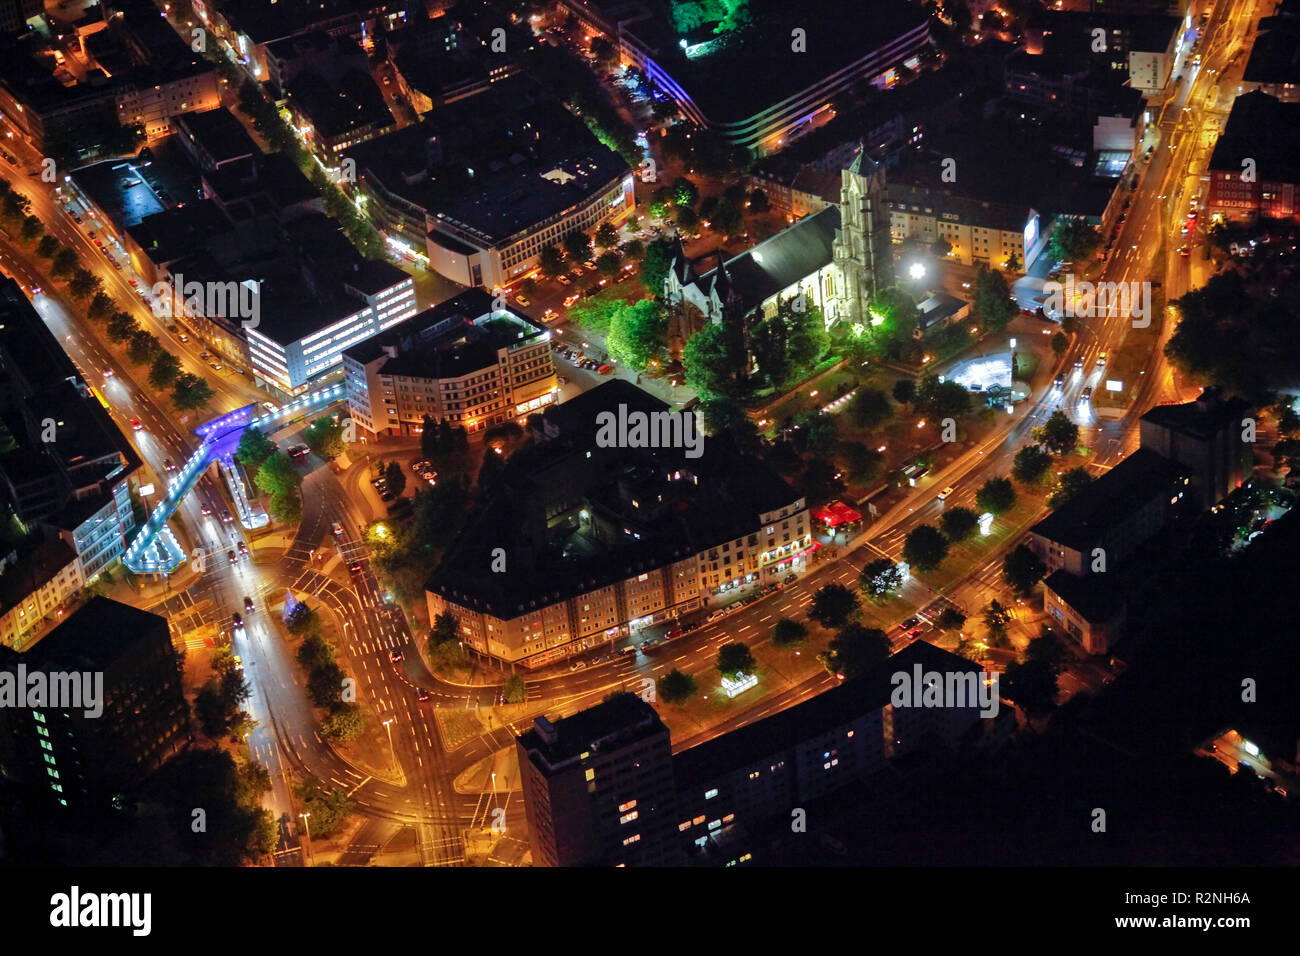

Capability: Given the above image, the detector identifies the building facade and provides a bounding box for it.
[343,289,558,438]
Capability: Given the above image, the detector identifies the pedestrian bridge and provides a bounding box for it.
[123,383,346,574]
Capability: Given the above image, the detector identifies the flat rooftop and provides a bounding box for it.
[346,75,630,246]
[0,597,165,670]
[428,380,803,617]
[343,288,547,378]
[1030,448,1186,553]
[613,0,929,125]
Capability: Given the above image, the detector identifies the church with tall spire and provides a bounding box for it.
[664,146,893,352]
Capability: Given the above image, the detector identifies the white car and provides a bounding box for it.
[937,486,955,501]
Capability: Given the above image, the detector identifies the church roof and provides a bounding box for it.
[694,205,841,313]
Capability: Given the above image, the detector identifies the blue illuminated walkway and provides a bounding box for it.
[123,383,346,574]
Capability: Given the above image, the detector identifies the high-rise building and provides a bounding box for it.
[517,694,683,867]
[1139,386,1254,510]
[0,598,189,815]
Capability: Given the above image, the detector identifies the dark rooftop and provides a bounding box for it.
[346,75,629,246]
[1208,90,1300,184]
[1140,387,1253,442]
[1242,14,1300,88]
[1042,568,1126,623]
[175,108,260,168]
[888,182,1034,233]
[673,642,983,780]
[1029,448,1187,553]
[690,205,840,314]
[343,288,546,378]
[517,693,666,769]
[613,0,929,125]
[428,380,804,617]
[286,66,393,141]
[0,597,165,670]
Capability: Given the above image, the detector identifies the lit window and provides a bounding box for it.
[618,799,637,812]
[678,821,691,832]
[708,819,721,830]
[723,813,735,823]
[705,788,718,800]
[584,769,595,782]
[693,814,706,825]
[622,834,640,846]
[620,810,639,824]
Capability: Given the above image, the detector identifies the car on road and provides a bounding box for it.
[1074,357,1084,369]
[1178,246,1190,256]
[243,596,254,612]
[178,332,188,342]
[227,549,236,565]
[556,273,571,285]
[937,485,955,501]
[232,654,243,669]
[221,508,232,523]
[164,458,175,472]
[1053,373,1065,388]
[597,364,613,375]
[901,616,919,629]
[288,443,309,458]
[262,402,278,413]
[201,505,212,515]
[390,650,403,663]
[557,375,568,385]
[237,541,248,555]
[515,294,531,307]
[208,362,223,372]
[348,561,363,575]
[199,350,211,359]
[232,612,244,632]
[542,308,558,322]
[1081,386,1093,401]
[562,293,579,307]
[569,659,587,671]
[331,521,344,537]
[1097,351,1107,367]
[130,417,142,430]
[417,689,431,701]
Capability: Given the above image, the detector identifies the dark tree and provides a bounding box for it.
[1013,444,1053,484]
[1040,410,1079,455]
[939,506,979,542]
[976,476,1017,515]
[1001,657,1059,717]
[657,668,698,703]
[892,378,917,406]
[903,523,949,571]
[1049,466,1094,509]
[716,642,756,679]
[809,583,860,629]
[1002,544,1047,598]
[818,622,890,680]
[772,617,809,647]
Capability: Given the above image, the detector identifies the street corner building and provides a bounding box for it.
[0,597,187,819]
[425,380,812,668]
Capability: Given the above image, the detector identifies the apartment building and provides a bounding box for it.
[1206,90,1300,223]
[517,694,683,867]
[346,75,633,289]
[342,289,557,439]
[888,183,1038,271]
[426,381,811,668]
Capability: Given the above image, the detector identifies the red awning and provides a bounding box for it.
[812,501,863,528]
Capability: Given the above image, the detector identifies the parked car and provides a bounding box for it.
[556,274,571,285]
[515,294,531,307]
